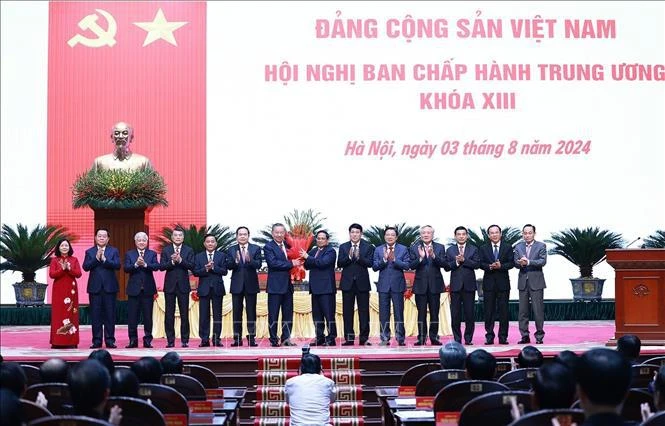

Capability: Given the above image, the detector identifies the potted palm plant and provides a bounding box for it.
[465,226,522,300]
[156,223,235,292]
[363,223,421,288]
[546,227,624,302]
[643,230,665,248]
[0,224,76,307]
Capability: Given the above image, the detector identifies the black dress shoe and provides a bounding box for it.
[430,339,442,346]
[484,340,494,345]
[181,342,189,348]
[143,343,153,348]
[282,340,296,347]
[499,339,509,345]
[398,341,406,346]
[342,341,355,346]
[213,339,222,347]
[518,337,531,344]
[536,339,543,344]
[166,342,175,348]
[414,340,425,346]
[248,339,258,347]
[90,344,102,349]
[270,341,280,347]
[309,340,325,346]
[199,341,210,348]
[325,341,336,346]
[231,340,242,347]
[361,341,372,346]
[106,343,117,349]
[464,341,473,346]
[125,342,138,349]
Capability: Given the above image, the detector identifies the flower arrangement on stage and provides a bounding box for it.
[72,166,168,209]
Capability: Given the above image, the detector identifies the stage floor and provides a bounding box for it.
[2,321,663,362]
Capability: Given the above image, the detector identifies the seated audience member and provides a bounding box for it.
[439,341,467,369]
[576,348,631,426]
[131,357,163,384]
[466,349,497,380]
[0,362,27,398]
[655,365,665,412]
[0,388,22,426]
[617,335,641,365]
[532,362,577,409]
[160,351,183,375]
[111,369,140,398]
[40,358,69,383]
[68,359,115,420]
[88,348,115,376]
[517,345,544,368]
[285,353,336,426]
[554,350,579,371]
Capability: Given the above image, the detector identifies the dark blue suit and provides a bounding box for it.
[304,245,337,345]
[193,250,227,344]
[124,248,159,346]
[479,241,514,342]
[408,241,449,343]
[83,245,120,347]
[446,244,480,344]
[337,240,375,343]
[373,243,410,343]
[160,244,195,345]
[264,240,294,344]
[226,243,262,342]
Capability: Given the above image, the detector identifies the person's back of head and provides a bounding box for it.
[300,353,322,375]
[40,358,69,383]
[517,345,544,368]
[617,335,641,364]
[0,388,21,426]
[160,351,183,375]
[655,365,665,412]
[131,357,163,384]
[466,349,496,380]
[111,368,139,397]
[68,359,111,418]
[533,362,576,409]
[576,348,631,414]
[88,349,115,376]
[0,362,27,398]
[554,350,579,372]
[439,342,467,370]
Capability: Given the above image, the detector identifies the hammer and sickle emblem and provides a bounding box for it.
[67,9,117,48]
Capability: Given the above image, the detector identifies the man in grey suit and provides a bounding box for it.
[514,224,547,344]
[373,226,411,346]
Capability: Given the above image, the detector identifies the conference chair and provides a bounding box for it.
[631,364,661,389]
[621,388,656,422]
[433,380,509,413]
[400,363,441,387]
[458,390,533,426]
[161,373,207,401]
[25,383,73,415]
[494,361,512,379]
[137,383,189,422]
[29,415,111,425]
[21,364,42,387]
[498,368,538,391]
[20,398,52,423]
[643,356,665,367]
[183,364,219,388]
[642,411,665,426]
[507,409,584,426]
[415,369,466,396]
[105,396,165,426]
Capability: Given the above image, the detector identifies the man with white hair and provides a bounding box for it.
[123,231,159,348]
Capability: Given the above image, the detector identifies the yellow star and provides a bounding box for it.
[134,8,187,47]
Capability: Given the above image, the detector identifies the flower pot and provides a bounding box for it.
[12,281,48,307]
[570,277,605,302]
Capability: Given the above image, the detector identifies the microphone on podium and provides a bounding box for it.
[624,237,642,249]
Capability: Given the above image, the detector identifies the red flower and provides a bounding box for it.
[284,234,313,283]
[403,289,413,300]
[191,290,199,302]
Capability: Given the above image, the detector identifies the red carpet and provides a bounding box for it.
[1,321,664,362]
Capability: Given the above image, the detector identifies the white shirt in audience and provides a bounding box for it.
[285,373,336,426]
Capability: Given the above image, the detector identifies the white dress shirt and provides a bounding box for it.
[285,373,336,426]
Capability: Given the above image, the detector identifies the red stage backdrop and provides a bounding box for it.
[47,2,206,302]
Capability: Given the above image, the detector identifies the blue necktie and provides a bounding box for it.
[493,245,499,261]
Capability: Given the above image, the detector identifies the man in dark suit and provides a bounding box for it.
[408,225,449,346]
[337,223,374,346]
[83,228,121,349]
[160,227,195,348]
[264,223,302,347]
[193,234,227,347]
[226,226,262,347]
[514,224,547,344]
[302,230,338,346]
[478,224,514,345]
[445,226,480,345]
[373,226,411,346]
[123,231,159,348]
